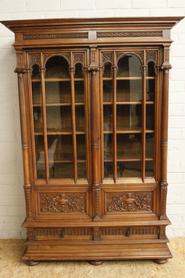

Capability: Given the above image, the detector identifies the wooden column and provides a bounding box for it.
[70,54,78,183]
[160,46,171,220]
[142,52,147,181]
[15,51,32,218]
[89,47,101,221]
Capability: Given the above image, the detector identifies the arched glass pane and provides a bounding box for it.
[117,54,141,77]
[116,54,142,178]
[117,55,142,102]
[45,56,73,179]
[103,62,112,78]
[31,64,45,179]
[75,63,83,78]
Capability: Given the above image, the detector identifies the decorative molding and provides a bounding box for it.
[107,192,152,212]
[73,52,85,65]
[146,50,158,63]
[29,54,41,67]
[97,31,162,38]
[23,32,88,40]
[102,52,113,64]
[102,226,158,236]
[40,192,85,213]
[116,51,144,64]
[43,52,71,65]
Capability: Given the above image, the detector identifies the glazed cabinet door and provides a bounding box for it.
[28,50,92,221]
[100,49,161,221]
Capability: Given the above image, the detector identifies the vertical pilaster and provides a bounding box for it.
[160,45,171,220]
[15,51,32,218]
[89,47,101,221]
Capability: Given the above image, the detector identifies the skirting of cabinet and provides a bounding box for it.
[22,241,172,262]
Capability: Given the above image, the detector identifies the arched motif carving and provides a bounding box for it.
[116,51,144,64]
[102,52,114,65]
[29,53,41,68]
[44,53,70,66]
[73,52,85,66]
[146,50,158,64]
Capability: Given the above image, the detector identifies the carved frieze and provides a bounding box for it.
[107,192,152,212]
[97,31,162,38]
[40,192,86,213]
[23,32,88,40]
[102,226,158,236]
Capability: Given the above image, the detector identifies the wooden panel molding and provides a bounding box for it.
[106,192,152,212]
[39,192,86,213]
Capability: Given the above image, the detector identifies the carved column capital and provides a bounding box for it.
[14,67,26,75]
[161,63,172,71]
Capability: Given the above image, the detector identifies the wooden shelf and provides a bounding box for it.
[103,77,154,81]
[32,78,84,82]
[104,129,154,134]
[37,159,86,164]
[33,102,84,107]
[103,101,154,105]
[116,77,142,80]
[35,131,85,135]
[104,158,153,162]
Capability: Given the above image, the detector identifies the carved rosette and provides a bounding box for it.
[40,192,86,213]
[107,192,152,212]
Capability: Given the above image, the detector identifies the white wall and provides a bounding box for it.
[0,0,185,239]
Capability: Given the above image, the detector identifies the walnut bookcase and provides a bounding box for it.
[1,17,183,265]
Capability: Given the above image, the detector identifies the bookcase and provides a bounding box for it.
[1,16,183,265]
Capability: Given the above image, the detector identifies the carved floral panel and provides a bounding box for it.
[107,192,152,212]
[40,192,86,213]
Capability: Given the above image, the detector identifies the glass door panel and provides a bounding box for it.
[32,64,45,179]
[102,51,157,180]
[146,61,156,177]
[75,63,86,178]
[43,56,87,180]
[103,63,114,178]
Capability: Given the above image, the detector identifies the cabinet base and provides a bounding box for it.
[22,240,172,263]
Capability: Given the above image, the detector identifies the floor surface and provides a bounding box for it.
[0,238,185,278]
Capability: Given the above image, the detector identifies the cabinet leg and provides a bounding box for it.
[154,259,168,264]
[25,260,40,266]
[88,261,103,265]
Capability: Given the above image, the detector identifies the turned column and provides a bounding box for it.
[15,51,32,218]
[89,47,102,221]
[160,46,171,220]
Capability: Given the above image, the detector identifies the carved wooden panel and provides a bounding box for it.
[29,53,41,67]
[97,31,162,38]
[146,50,158,63]
[23,32,88,40]
[39,192,86,213]
[102,52,114,64]
[73,52,85,65]
[102,226,158,236]
[106,192,152,212]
